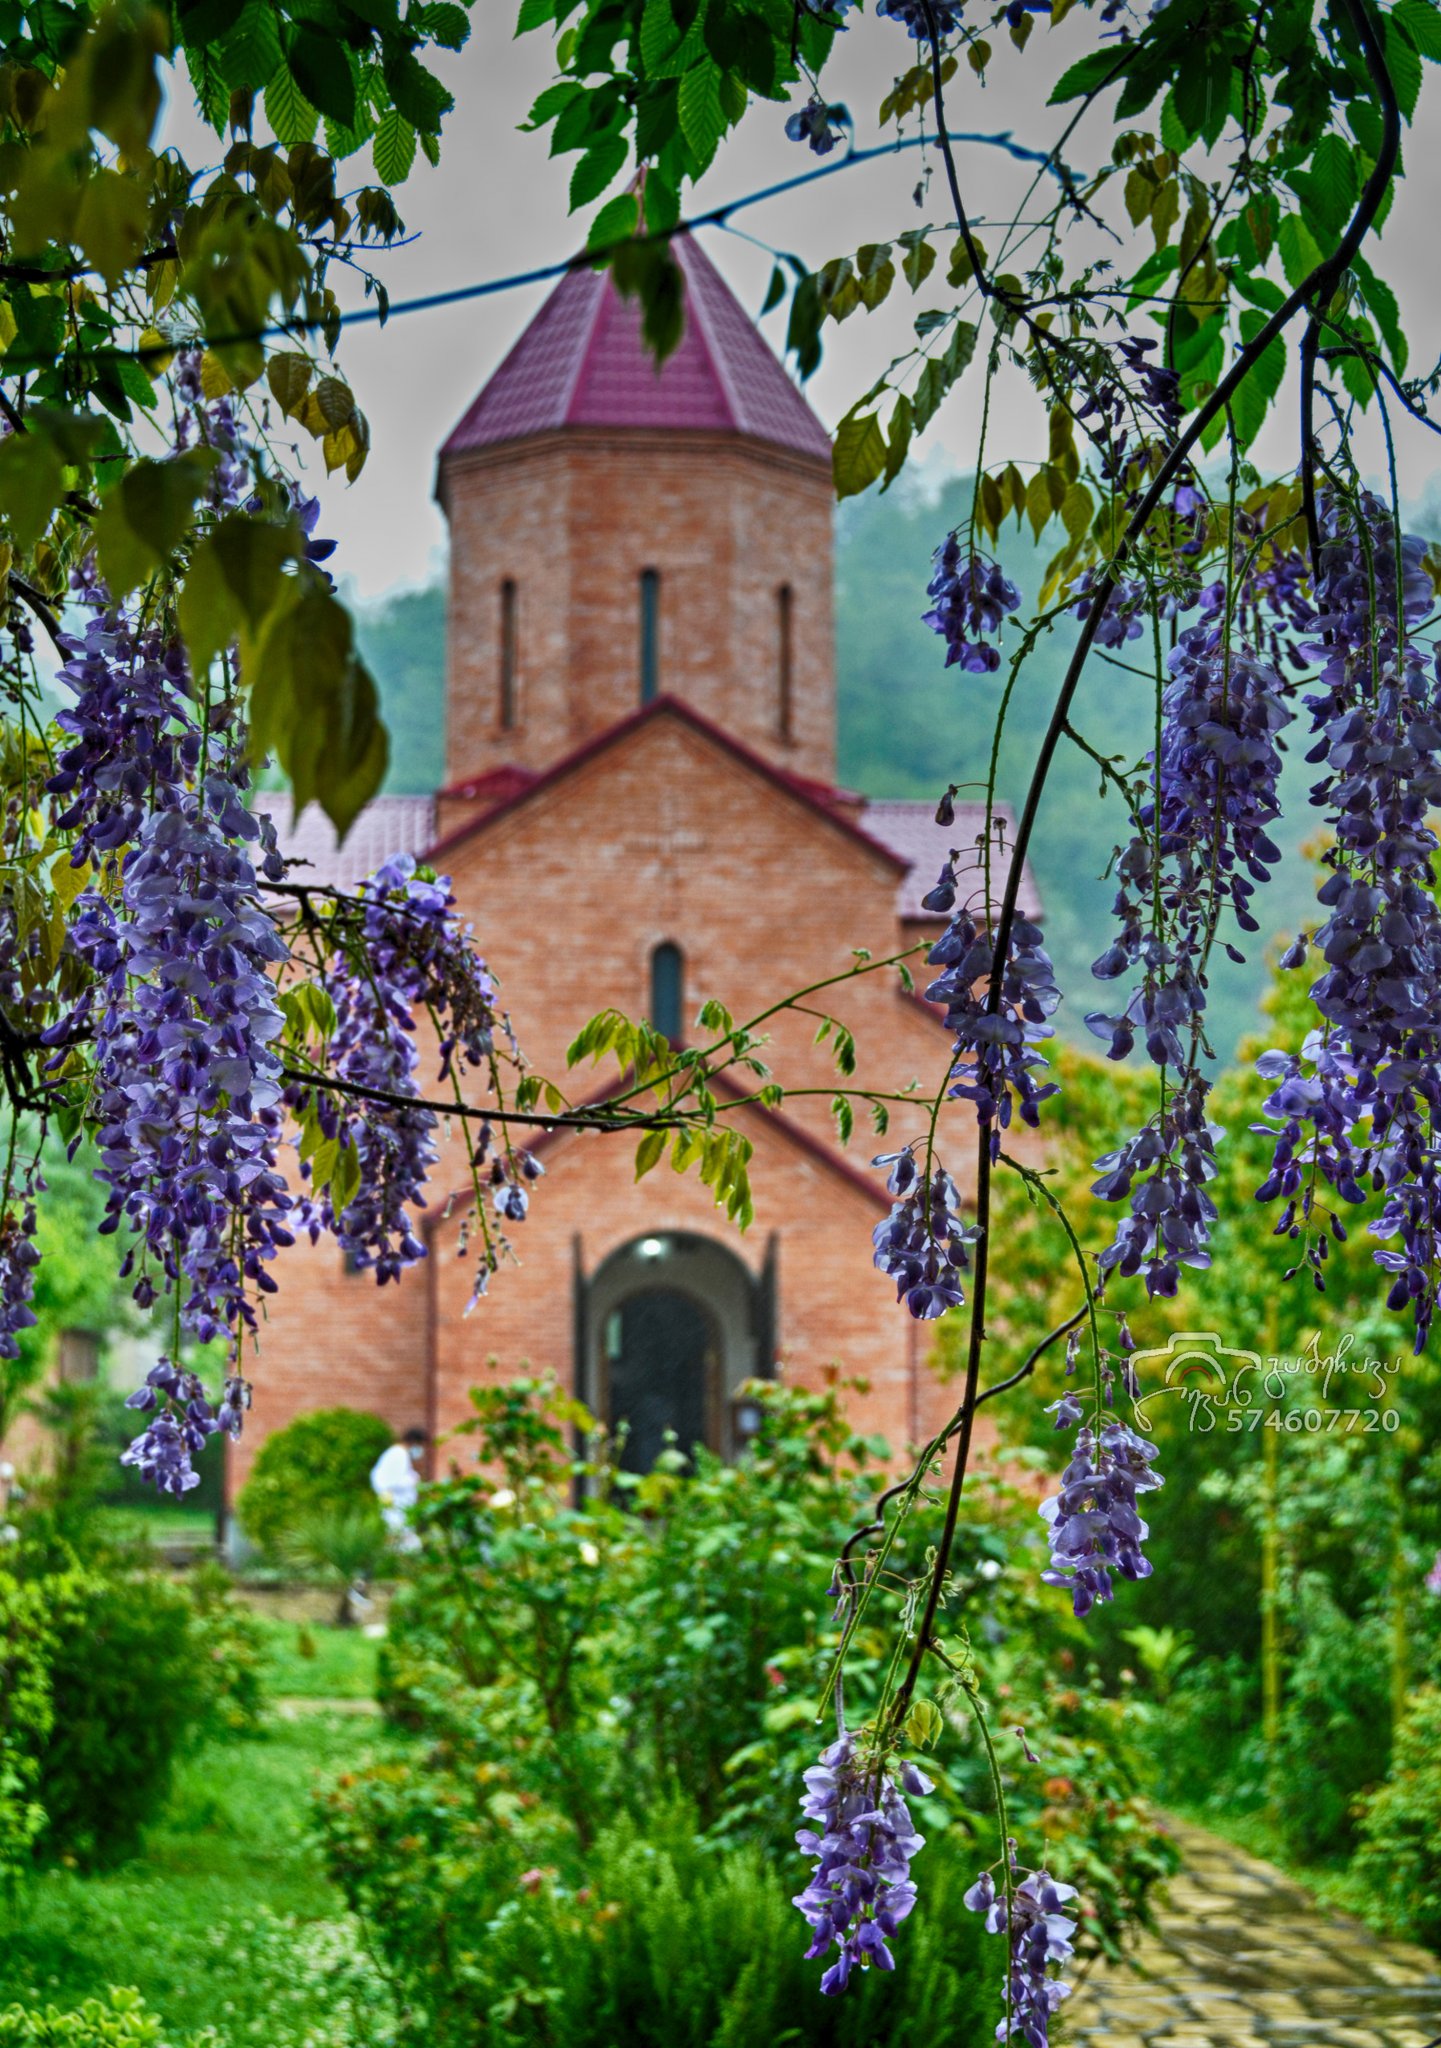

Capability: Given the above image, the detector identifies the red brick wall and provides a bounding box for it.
[231,710,1020,1499]
[439,432,835,789]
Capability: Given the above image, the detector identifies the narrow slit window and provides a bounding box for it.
[640,568,661,703]
[499,578,518,729]
[777,583,794,742]
[650,942,684,1043]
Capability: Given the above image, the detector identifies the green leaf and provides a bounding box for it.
[611,240,685,362]
[264,65,318,146]
[92,452,218,598]
[1395,0,1441,59]
[372,107,416,183]
[570,135,627,209]
[66,168,149,286]
[641,0,707,79]
[832,408,887,500]
[1384,12,1424,118]
[413,1,470,47]
[634,1129,666,1180]
[882,392,913,491]
[248,584,387,837]
[180,512,297,674]
[1308,131,1358,231]
[185,42,231,129]
[177,0,248,49]
[515,0,555,29]
[1230,311,1286,450]
[0,432,64,551]
[287,27,358,126]
[381,47,453,130]
[1350,253,1407,373]
[900,236,935,290]
[1158,85,1194,151]
[215,0,284,91]
[522,80,582,130]
[1048,45,1132,104]
[1277,212,1322,290]
[587,190,638,252]
[761,263,786,315]
[678,60,725,168]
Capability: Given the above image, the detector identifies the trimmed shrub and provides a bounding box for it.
[1353,1686,1441,1950]
[37,1569,210,1866]
[237,1409,393,1560]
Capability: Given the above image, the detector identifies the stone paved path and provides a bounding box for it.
[1065,1819,1441,2047]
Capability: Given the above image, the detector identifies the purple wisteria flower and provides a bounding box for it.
[288,854,528,1299]
[1254,492,1441,1350]
[871,1145,980,1317]
[924,536,1021,673]
[1085,612,1290,1295]
[794,1731,930,1993]
[785,95,848,155]
[1067,568,1146,648]
[964,1863,1078,2045]
[876,0,965,33]
[924,902,1061,1162]
[0,1192,40,1359]
[1039,1420,1163,1618]
[42,602,295,1399]
[122,1358,253,1496]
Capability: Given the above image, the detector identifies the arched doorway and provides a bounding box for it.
[603,1286,716,1473]
[579,1231,777,1470]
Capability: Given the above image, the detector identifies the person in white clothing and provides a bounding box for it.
[369,1426,428,1553]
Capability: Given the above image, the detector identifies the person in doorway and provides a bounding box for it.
[369,1426,428,1553]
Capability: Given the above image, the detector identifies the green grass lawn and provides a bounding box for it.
[0,1705,402,2046]
[250,1615,381,1699]
[94,1504,218,1546]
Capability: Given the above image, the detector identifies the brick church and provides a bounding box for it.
[235,235,1039,1498]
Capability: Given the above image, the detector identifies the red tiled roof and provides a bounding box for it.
[438,235,831,467]
[438,764,539,805]
[860,800,1045,924]
[426,695,910,874]
[268,794,435,890]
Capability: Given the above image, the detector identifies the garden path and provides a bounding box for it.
[1065,1818,1441,2048]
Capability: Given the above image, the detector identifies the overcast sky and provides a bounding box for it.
[171,8,1441,600]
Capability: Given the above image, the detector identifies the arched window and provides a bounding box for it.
[777,582,794,741]
[650,941,684,1042]
[499,578,518,730]
[639,567,661,703]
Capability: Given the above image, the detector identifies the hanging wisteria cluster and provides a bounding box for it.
[871,1144,979,1317]
[1256,493,1441,1352]
[793,1731,930,1993]
[0,401,535,1494]
[1038,1417,1163,1618]
[923,536,1022,674]
[924,898,1061,1164]
[964,1863,1079,2044]
[286,852,535,1302]
[1080,591,1291,1297]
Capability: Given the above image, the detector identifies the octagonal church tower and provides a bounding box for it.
[237,237,1039,1511]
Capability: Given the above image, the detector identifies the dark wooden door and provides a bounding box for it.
[607,1287,714,1474]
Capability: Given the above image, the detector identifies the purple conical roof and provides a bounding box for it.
[439,235,830,465]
